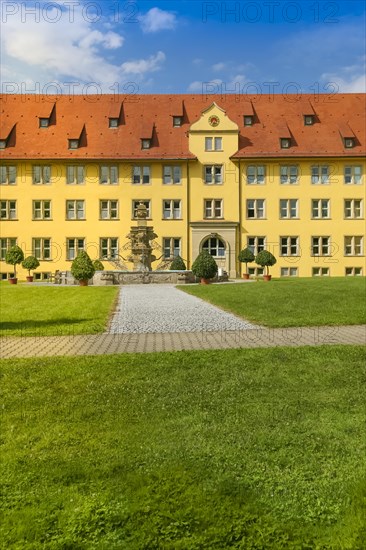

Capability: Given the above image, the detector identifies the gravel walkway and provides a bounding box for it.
[108,285,259,334]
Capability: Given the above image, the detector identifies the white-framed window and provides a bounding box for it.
[246,165,265,185]
[141,139,151,149]
[311,165,329,184]
[0,238,17,260]
[33,200,51,220]
[244,115,254,126]
[202,237,225,258]
[344,199,363,219]
[344,236,363,256]
[32,165,51,185]
[344,166,362,185]
[33,272,51,281]
[204,199,223,218]
[68,139,79,149]
[312,199,330,219]
[312,267,329,277]
[280,236,299,256]
[173,116,182,127]
[133,165,150,184]
[100,237,119,259]
[132,200,151,219]
[100,200,118,220]
[163,237,181,259]
[0,165,16,185]
[109,118,119,128]
[281,267,298,277]
[304,115,315,126]
[280,199,298,219]
[0,140,6,149]
[205,137,222,151]
[163,200,181,220]
[311,236,331,256]
[205,165,223,184]
[247,199,265,219]
[345,267,363,276]
[280,165,298,184]
[280,138,291,149]
[32,238,51,260]
[39,118,49,128]
[100,165,118,185]
[66,200,85,220]
[0,200,17,220]
[67,165,84,185]
[344,138,355,149]
[248,267,264,277]
[247,236,266,255]
[163,166,181,185]
[66,238,85,261]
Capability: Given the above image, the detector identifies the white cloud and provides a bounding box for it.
[139,8,177,33]
[321,57,366,93]
[0,3,167,90]
[188,79,223,93]
[212,62,226,72]
[121,51,166,76]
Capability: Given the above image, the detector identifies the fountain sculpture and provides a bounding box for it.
[126,202,157,271]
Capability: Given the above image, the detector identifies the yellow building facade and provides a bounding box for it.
[0,94,365,279]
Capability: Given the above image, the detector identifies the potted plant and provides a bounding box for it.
[255,250,277,281]
[21,256,40,282]
[170,255,186,270]
[5,245,24,284]
[191,251,218,284]
[238,247,255,279]
[71,251,95,286]
[93,259,105,271]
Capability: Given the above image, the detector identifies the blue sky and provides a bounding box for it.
[1,0,365,94]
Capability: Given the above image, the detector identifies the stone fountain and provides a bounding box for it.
[126,202,157,271]
[93,202,194,285]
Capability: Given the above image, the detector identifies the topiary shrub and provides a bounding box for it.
[255,250,277,276]
[22,256,40,277]
[170,255,186,270]
[5,245,24,279]
[238,247,255,276]
[191,251,218,282]
[71,251,95,284]
[93,259,105,271]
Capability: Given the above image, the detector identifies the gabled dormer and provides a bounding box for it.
[140,122,154,149]
[0,121,16,149]
[339,122,356,149]
[108,101,124,128]
[67,123,86,149]
[38,102,56,128]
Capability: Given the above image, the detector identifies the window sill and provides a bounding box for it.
[162,218,182,221]
[1,218,19,221]
[32,218,53,221]
[246,217,267,220]
[344,217,364,220]
[99,218,120,221]
[65,218,86,221]
[311,217,331,220]
[280,217,300,220]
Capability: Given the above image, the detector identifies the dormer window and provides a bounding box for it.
[109,118,119,128]
[39,118,49,128]
[344,138,355,148]
[173,116,182,127]
[141,139,151,149]
[244,115,254,126]
[0,140,6,149]
[280,138,291,149]
[304,115,314,126]
[68,139,79,149]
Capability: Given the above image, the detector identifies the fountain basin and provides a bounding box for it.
[93,270,195,285]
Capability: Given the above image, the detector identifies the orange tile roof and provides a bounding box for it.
[0,93,365,160]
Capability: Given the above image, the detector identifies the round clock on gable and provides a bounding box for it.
[208,115,220,127]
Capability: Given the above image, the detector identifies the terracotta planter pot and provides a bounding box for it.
[242,273,250,280]
[8,278,18,285]
[200,278,210,285]
[263,274,272,281]
[79,279,88,286]
[26,276,33,283]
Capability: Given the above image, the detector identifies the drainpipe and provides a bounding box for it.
[186,160,190,269]
[238,159,242,277]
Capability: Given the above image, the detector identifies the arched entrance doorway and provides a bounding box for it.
[201,235,226,272]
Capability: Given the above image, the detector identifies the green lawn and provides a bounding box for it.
[179,277,366,327]
[1,346,365,549]
[0,285,119,336]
